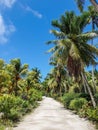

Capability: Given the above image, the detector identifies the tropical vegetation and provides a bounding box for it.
[0,58,43,129]
[43,3,98,128]
[0,1,98,130]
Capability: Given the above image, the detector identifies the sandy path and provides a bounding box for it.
[13,96,96,130]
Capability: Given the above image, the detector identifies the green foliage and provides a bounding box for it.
[0,94,34,122]
[78,93,91,101]
[69,98,88,111]
[0,58,43,128]
[94,93,98,105]
[79,105,98,122]
[69,84,80,93]
[27,88,42,104]
[0,95,23,121]
[75,0,85,12]
[0,125,5,130]
[87,107,98,121]
[61,93,80,108]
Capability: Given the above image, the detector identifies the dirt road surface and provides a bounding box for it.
[13,97,96,130]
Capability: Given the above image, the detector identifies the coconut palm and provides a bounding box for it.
[47,11,98,107]
[88,6,98,93]
[31,68,41,83]
[75,0,98,12]
[26,68,42,91]
[10,58,28,96]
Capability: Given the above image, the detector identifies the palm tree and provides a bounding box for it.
[26,68,42,91]
[10,58,28,96]
[88,6,98,93]
[48,11,98,107]
[0,59,9,93]
[75,0,98,12]
[49,52,66,93]
[31,68,42,84]
[45,66,67,96]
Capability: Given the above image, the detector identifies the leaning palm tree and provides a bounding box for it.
[88,6,98,93]
[48,11,98,107]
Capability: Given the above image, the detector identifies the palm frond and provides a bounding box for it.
[75,0,85,12]
[77,31,98,39]
[47,47,56,53]
[46,40,59,45]
[50,30,66,39]
[69,43,80,59]
[77,42,98,65]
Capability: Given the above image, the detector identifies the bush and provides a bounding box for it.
[79,105,98,122]
[0,125,5,130]
[21,100,33,114]
[61,93,80,108]
[0,89,43,122]
[78,93,91,101]
[0,119,13,129]
[78,103,90,118]
[0,95,24,121]
[69,98,88,111]
[87,107,98,121]
[28,88,42,104]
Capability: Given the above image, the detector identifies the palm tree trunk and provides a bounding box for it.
[91,21,97,94]
[92,65,97,93]
[81,72,96,108]
[81,73,87,93]
[90,0,98,12]
[14,76,18,96]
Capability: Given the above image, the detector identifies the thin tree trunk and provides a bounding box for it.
[92,65,97,93]
[81,73,88,93]
[90,0,98,12]
[81,72,96,108]
[91,20,97,94]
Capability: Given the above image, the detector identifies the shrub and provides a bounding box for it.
[69,98,88,111]
[78,103,90,118]
[79,105,98,122]
[0,125,5,130]
[0,95,24,121]
[28,88,42,104]
[61,93,80,108]
[78,93,91,101]
[87,107,98,121]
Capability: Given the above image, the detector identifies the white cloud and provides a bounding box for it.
[25,6,43,19]
[0,0,16,8]
[0,14,15,44]
[0,15,5,35]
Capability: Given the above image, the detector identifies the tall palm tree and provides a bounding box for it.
[88,6,98,93]
[48,11,98,107]
[49,50,67,92]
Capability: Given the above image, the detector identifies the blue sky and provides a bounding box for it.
[0,0,97,79]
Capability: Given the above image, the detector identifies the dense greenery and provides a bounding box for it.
[0,1,98,130]
[44,2,98,128]
[0,58,43,129]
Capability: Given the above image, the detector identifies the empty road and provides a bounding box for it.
[13,97,96,130]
